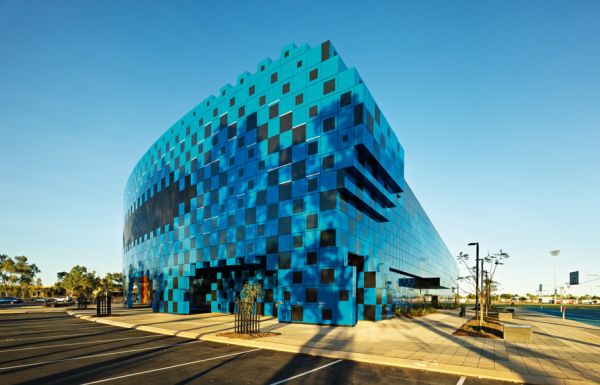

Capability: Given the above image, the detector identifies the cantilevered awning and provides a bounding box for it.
[389,267,449,290]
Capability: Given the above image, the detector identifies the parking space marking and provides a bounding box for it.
[80,348,262,384]
[0,325,116,335]
[0,340,204,370]
[268,359,343,385]
[456,376,466,385]
[1,331,135,342]
[0,335,160,353]
[0,319,78,326]
[0,322,88,331]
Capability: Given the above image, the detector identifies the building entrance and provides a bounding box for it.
[190,275,212,313]
[189,258,267,315]
[348,252,365,324]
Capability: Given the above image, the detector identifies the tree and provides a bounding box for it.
[481,250,509,316]
[98,272,124,293]
[0,254,17,296]
[526,293,538,302]
[0,254,40,297]
[456,251,484,328]
[32,278,44,297]
[56,265,100,297]
[238,283,263,317]
[14,256,40,298]
[457,249,510,330]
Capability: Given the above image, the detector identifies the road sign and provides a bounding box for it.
[569,271,579,285]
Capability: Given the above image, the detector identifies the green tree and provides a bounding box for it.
[14,256,40,298]
[98,272,124,293]
[57,265,100,297]
[53,271,67,296]
[32,278,44,297]
[0,254,41,298]
[0,254,17,296]
[238,283,263,318]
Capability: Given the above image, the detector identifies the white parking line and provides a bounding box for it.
[0,340,204,370]
[1,331,134,342]
[456,376,466,385]
[0,313,76,325]
[0,319,78,327]
[0,335,160,353]
[268,359,343,385]
[80,348,261,384]
[0,325,116,335]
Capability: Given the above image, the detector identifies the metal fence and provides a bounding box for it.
[96,293,112,316]
[234,301,260,334]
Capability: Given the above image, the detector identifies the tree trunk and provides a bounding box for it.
[479,288,484,329]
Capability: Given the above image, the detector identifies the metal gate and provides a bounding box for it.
[96,293,112,316]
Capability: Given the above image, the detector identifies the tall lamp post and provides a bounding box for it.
[550,250,560,304]
[468,242,480,324]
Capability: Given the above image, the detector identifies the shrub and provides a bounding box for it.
[394,305,437,318]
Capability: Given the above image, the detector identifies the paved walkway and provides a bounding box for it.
[63,306,599,385]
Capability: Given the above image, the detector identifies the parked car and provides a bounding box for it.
[54,296,74,304]
[31,297,48,303]
[0,297,23,304]
[43,298,57,307]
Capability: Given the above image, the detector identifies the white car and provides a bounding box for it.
[54,296,74,303]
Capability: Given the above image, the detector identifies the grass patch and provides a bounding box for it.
[454,317,503,339]
[216,331,281,340]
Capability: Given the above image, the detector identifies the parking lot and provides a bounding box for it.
[0,312,516,385]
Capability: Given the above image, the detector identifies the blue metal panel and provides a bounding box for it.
[123,40,458,325]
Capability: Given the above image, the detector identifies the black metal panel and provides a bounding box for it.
[123,173,196,248]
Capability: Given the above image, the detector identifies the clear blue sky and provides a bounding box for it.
[1,0,598,295]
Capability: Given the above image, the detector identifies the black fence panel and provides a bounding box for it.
[96,293,112,316]
[234,301,261,334]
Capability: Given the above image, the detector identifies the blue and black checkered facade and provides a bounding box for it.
[123,41,458,325]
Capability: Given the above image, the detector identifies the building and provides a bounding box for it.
[123,41,458,325]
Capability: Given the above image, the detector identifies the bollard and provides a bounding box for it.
[562,308,566,320]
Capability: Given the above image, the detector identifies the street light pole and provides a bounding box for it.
[550,250,560,304]
[468,242,480,325]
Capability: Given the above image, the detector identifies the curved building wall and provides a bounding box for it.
[123,41,458,324]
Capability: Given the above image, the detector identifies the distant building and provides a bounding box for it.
[123,41,458,325]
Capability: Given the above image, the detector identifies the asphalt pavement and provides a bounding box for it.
[0,311,521,385]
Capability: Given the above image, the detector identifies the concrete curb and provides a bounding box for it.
[65,311,594,385]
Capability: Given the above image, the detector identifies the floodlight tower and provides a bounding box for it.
[550,250,560,304]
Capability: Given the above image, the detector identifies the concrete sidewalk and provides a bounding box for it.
[66,307,600,385]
